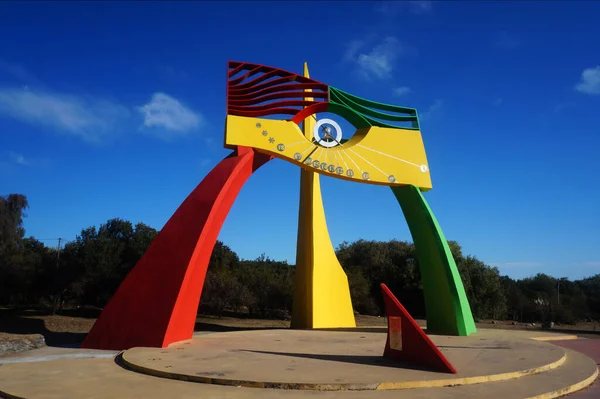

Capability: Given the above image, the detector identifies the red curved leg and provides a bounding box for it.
[81,147,271,350]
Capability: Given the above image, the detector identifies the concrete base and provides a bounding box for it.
[0,329,597,399]
[122,329,569,390]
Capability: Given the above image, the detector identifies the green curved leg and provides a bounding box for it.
[391,185,476,336]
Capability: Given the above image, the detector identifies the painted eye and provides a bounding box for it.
[226,62,431,189]
[313,119,343,148]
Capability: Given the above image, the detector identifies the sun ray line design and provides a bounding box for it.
[336,150,349,170]
[319,148,327,163]
[356,144,421,169]
[339,151,352,171]
[286,140,312,148]
[312,147,320,162]
[348,148,388,177]
[344,150,363,174]
[301,146,319,164]
[315,147,325,163]
[299,145,314,157]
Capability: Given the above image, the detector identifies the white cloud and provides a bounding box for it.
[2,151,51,169]
[375,1,433,15]
[345,36,404,80]
[344,39,367,62]
[0,60,42,85]
[393,86,411,97]
[0,87,130,143]
[582,261,600,267]
[554,102,575,113]
[419,99,443,122]
[574,66,600,95]
[9,152,29,166]
[0,62,204,144]
[137,92,202,139]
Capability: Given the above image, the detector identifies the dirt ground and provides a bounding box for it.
[1,308,598,349]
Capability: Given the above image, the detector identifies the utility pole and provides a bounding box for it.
[56,237,62,266]
[52,237,63,315]
[557,277,568,305]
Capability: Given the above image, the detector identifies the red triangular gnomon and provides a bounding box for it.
[380,283,457,374]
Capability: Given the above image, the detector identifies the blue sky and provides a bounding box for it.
[1,1,599,280]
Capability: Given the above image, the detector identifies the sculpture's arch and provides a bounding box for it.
[287,63,474,334]
[82,147,271,350]
[82,61,476,351]
[391,185,476,336]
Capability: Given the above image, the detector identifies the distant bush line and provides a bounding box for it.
[1,194,599,325]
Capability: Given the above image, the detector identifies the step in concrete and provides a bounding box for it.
[0,347,596,399]
[121,329,569,390]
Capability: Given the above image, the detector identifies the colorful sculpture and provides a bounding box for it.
[82,62,475,351]
[381,283,457,374]
[290,64,355,328]
[82,147,271,349]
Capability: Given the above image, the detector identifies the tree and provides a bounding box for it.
[0,194,28,255]
[0,194,30,304]
[1,193,599,328]
[457,256,507,320]
[237,255,293,318]
[577,274,600,320]
[200,241,246,314]
[59,219,159,308]
[336,239,422,316]
[345,266,378,315]
[501,276,529,321]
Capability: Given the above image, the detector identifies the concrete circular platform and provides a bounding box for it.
[121,329,569,391]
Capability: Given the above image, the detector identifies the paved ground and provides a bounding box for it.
[0,329,596,399]
[554,339,600,398]
[122,329,566,389]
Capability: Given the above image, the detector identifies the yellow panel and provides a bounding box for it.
[225,115,433,190]
[291,169,356,329]
[290,62,355,329]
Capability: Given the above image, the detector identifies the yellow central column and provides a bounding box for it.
[290,63,356,329]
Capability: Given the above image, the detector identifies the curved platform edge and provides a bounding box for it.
[532,335,580,342]
[525,357,598,399]
[0,343,596,399]
[119,344,567,391]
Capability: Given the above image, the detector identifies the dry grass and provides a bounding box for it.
[1,308,598,349]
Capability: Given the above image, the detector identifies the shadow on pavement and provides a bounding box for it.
[0,309,88,347]
[240,349,435,372]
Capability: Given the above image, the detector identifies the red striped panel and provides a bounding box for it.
[227,61,329,118]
